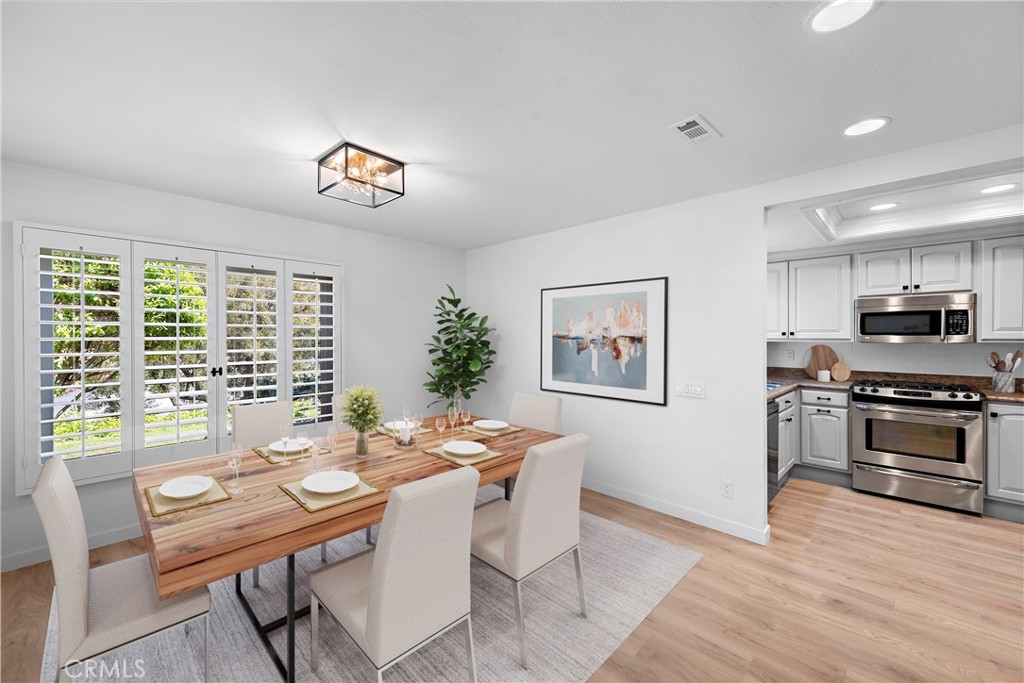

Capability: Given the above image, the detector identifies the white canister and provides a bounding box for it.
[817,370,831,382]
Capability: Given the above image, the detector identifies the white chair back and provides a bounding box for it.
[31,456,90,666]
[505,433,590,578]
[508,392,562,433]
[366,467,480,666]
[232,401,292,449]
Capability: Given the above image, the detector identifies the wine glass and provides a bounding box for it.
[326,425,338,455]
[461,408,471,430]
[447,406,458,440]
[402,405,412,425]
[279,422,291,446]
[413,413,424,434]
[435,417,446,444]
[296,430,310,461]
[227,444,243,494]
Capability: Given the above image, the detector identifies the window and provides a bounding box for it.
[16,225,343,493]
[290,271,336,426]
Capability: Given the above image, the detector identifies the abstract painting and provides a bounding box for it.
[541,277,667,405]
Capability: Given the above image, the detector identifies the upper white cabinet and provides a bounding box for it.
[788,255,852,340]
[766,262,789,340]
[980,235,1024,341]
[857,249,912,295]
[856,242,972,296]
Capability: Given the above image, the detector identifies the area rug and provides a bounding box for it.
[41,488,701,682]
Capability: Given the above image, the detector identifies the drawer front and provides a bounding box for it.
[801,389,849,407]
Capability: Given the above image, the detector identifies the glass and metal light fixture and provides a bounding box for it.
[317,142,405,208]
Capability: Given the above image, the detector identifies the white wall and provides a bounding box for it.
[466,124,1024,546]
[1,161,465,570]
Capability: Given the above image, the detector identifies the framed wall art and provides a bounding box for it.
[540,277,667,405]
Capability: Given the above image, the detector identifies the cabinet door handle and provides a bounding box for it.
[785,417,793,422]
[990,412,999,418]
[781,332,787,336]
[817,408,831,414]
[817,396,832,401]
[913,284,921,290]
[902,285,909,291]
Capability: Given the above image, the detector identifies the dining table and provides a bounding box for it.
[131,415,560,682]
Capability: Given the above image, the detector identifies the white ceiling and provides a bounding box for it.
[3,1,1023,249]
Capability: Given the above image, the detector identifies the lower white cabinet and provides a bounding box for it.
[779,404,798,476]
[800,390,849,471]
[987,403,1024,504]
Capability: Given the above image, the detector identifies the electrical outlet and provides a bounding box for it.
[786,348,795,361]
[721,479,734,498]
[676,380,706,399]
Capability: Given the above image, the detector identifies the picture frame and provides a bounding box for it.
[540,277,668,405]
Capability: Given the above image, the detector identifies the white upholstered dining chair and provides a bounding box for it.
[470,433,590,668]
[508,392,562,433]
[231,401,330,586]
[32,456,211,682]
[310,466,481,682]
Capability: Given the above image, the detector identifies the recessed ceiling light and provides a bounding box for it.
[843,117,890,136]
[810,0,875,33]
[869,202,899,211]
[981,183,1017,194]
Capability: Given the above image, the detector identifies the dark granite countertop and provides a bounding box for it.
[766,367,1023,404]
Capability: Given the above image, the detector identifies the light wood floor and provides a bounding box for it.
[2,478,1022,682]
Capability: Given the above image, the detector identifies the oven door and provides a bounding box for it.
[851,402,984,481]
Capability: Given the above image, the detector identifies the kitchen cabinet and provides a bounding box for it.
[766,262,789,340]
[766,255,851,341]
[987,403,1024,504]
[855,242,972,296]
[980,235,1024,341]
[778,394,799,476]
[800,390,849,471]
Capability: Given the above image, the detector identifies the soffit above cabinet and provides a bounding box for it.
[768,159,1024,256]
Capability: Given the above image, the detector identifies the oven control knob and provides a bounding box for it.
[963,393,973,400]
[870,388,879,393]
[948,392,958,398]
[859,387,868,392]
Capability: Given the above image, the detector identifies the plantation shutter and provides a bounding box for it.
[287,264,342,427]
[22,228,133,484]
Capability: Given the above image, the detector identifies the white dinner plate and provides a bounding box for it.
[268,438,312,454]
[301,470,359,495]
[473,419,509,431]
[444,441,487,457]
[384,420,416,431]
[158,475,213,500]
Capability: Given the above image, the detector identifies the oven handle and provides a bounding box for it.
[940,307,946,342]
[855,464,981,489]
[853,403,980,422]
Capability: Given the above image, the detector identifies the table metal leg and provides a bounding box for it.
[235,555,308,682]
[504,477,512,500]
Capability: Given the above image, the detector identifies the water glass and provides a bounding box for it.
[296,430,310,460]
[435,417,446,443]
[461,408,471,429]
[227,445,243,494]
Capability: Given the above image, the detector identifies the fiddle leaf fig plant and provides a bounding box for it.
[424,285,497,408]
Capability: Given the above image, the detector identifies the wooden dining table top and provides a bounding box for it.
[132,416,560,599]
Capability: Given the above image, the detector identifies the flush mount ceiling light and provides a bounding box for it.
[809,0,875,33]
[869,202,899,211]
[843,117,890,136]
[981,183,1017,194]
[317,142,405,208]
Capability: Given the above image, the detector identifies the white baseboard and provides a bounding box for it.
[1,522,142,572]
[583,477,770,545]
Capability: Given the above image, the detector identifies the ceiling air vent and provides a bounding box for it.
[669,115,721,146]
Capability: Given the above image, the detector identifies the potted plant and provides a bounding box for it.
[424,285,497,408]
[337,385,384,457]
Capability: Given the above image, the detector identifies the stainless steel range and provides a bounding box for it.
[851,379,984,513]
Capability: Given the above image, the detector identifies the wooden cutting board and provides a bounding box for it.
[831,356,851,382]
[805,345,840,379]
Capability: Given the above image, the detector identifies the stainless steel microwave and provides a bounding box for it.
[855,292,976,343]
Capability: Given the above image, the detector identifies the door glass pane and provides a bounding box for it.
[142,259,209,447]
[225,268,278,434]
[869,419,962,462]
[38,249,123,461]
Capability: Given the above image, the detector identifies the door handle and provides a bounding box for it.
[816,408,831,414]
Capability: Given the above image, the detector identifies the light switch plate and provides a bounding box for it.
[676,380,706,399]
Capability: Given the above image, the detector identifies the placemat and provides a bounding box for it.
[462,424,525,438]
[279,476,382,513]
[145,475,232,517]
[253,444,329,465]
[423,445,506,466]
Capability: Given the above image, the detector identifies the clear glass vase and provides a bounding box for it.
[354,430,369,458]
